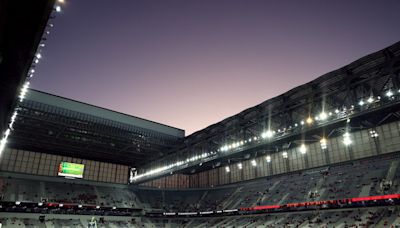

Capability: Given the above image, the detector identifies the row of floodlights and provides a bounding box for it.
[133,126,383,180]
[131,152,216,180]
[132,90,394,181]
[219,90,396,153]
[223,130,381,173]
[0,0,66,156]
[224,133,352,172]
[16,201,116,210]
[134,129,371,179]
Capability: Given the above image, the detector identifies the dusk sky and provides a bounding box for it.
[33,0,400,135]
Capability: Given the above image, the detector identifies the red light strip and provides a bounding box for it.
[251,205,280,210]
[350,194,400,202]
[240,193,400,211]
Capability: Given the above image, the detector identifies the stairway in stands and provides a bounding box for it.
[222,186,243,209]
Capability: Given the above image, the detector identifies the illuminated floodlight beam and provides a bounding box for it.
[251,159,257,167]
[261,130,274,139]
[343,132,352,146]
[320,138,327,150]
[370,130,379,138]
[319,112,328,121]
[299,144,307,154]
[19,81,30,102]
[282,152,288,158]
[0,137,7,155]
[386,90,394,97]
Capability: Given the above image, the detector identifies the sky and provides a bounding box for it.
[33,0,400,135]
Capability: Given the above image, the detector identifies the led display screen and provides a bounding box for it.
[58,162,84,178]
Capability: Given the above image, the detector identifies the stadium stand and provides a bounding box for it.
[1,207,400,227]
[0,153,399,227]
[0,153,397,210]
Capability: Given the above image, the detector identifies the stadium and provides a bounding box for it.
[1,0,400,227]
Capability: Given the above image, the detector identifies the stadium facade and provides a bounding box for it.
[2,41,399,188]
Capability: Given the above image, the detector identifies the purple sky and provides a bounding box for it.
[33,0,400,135]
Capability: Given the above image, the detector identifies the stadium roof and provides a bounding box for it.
[133,41,400,182]
[0,0,55,136]
[9,89,184,167]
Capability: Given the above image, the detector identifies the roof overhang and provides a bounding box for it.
[0,0,55,134]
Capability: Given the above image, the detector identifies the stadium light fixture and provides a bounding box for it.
[343,132,352,146]
[237,163,242,169]
[261,130,274,139]
[299,144,307,154]
[59,204,64,207]
[386,90,394,97]
[96,206,100,209]
[78,205,83,208]
[15,201,21,205]
[4,129,10,139]
[55,5,62,12]
[58,0,65,3]
[319,112,328,121]
[370,130,379,138]
[19,81,30,102]
[225,166,230,173]
[36,53,42,59]
[367,97,374,103]
[0,138,7,155]
[282,151,288,158]
[300,120,305,125]
[251,159,257,167]
[306,117,313,125]
[358,100,365,106]
[265,155,271,163]
[320,138,327,150]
